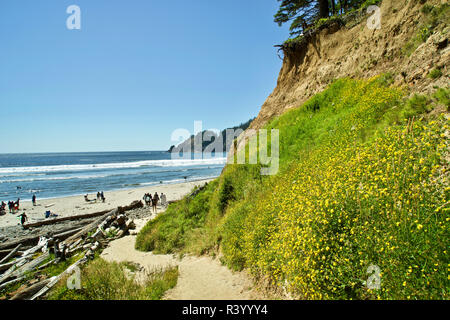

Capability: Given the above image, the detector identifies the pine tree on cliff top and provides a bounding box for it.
[274,0,369,36]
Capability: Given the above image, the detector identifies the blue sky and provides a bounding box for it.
[0,0,290,153]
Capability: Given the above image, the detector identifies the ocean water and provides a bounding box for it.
[0,151,226,202]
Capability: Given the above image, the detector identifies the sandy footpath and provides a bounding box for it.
[101,182,262,300]
[0,179,213,229]
[102,234,260,300]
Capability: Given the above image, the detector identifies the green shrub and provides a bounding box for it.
[218,176,235,213]
[433,88,450,108]
[421,4,433,15]
[406,94,433,113]
[428,68,443,79]
[419,26,433,42]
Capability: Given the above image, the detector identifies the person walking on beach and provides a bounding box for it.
[97,192,101,201]
[32,194,37,206]
[8,201,13,213]
[160,193,167,208]
[143,193,152,206]
[19,212,28,228]
[152,192,160,213]
[100,191,105,203]
[149,194,154,210]
[0,201,6,215]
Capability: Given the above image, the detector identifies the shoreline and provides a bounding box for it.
[0,178,215,229]
[10,175,219,204]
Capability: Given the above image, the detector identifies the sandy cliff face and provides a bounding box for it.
[249,0,448,131]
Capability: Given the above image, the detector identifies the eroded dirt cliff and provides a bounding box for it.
[249,0,448,131]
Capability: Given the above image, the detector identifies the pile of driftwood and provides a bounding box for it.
[0,200,143,300]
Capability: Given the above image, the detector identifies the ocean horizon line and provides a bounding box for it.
[0,150,170,156]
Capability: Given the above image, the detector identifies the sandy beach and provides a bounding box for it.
[0,179,214,229]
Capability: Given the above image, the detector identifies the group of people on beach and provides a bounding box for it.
[1,194,36,215]
[84,192,105,203]
[1,188,169,228]
[143,192,167,213]
[96,191,106,203]
[0,198,28,227]
[1,198,20,215]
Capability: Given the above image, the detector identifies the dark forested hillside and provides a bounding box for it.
[168,118,255,153]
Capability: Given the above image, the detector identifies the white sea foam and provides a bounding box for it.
[0,158,227,176]
[0,174,112,184]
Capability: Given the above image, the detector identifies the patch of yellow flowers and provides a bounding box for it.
[222,78,449,299]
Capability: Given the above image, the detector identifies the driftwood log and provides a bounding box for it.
[0,260,20,273]
[0,244,22,265]
[0,257,30,273]
[0,226,87,251]
[0,200,143,299]
[10,278,51,300]
[22,209,111,229]
[64,208,122,244]
[0,248,23,255]
[0,235,45,251]
[0,256,30,284]
[11,252,50,280]
[0,237,48,285]
[0,275,26,291]
[64,201,142,245]
[30,255,88,300]
[122,200,144,211]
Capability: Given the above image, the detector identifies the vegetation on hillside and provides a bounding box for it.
[137,76,449,299]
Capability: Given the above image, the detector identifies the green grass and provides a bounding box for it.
[42,253,85,277]
[433,88,450,108]
[47,258,178,300]
[136,76,449,299]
